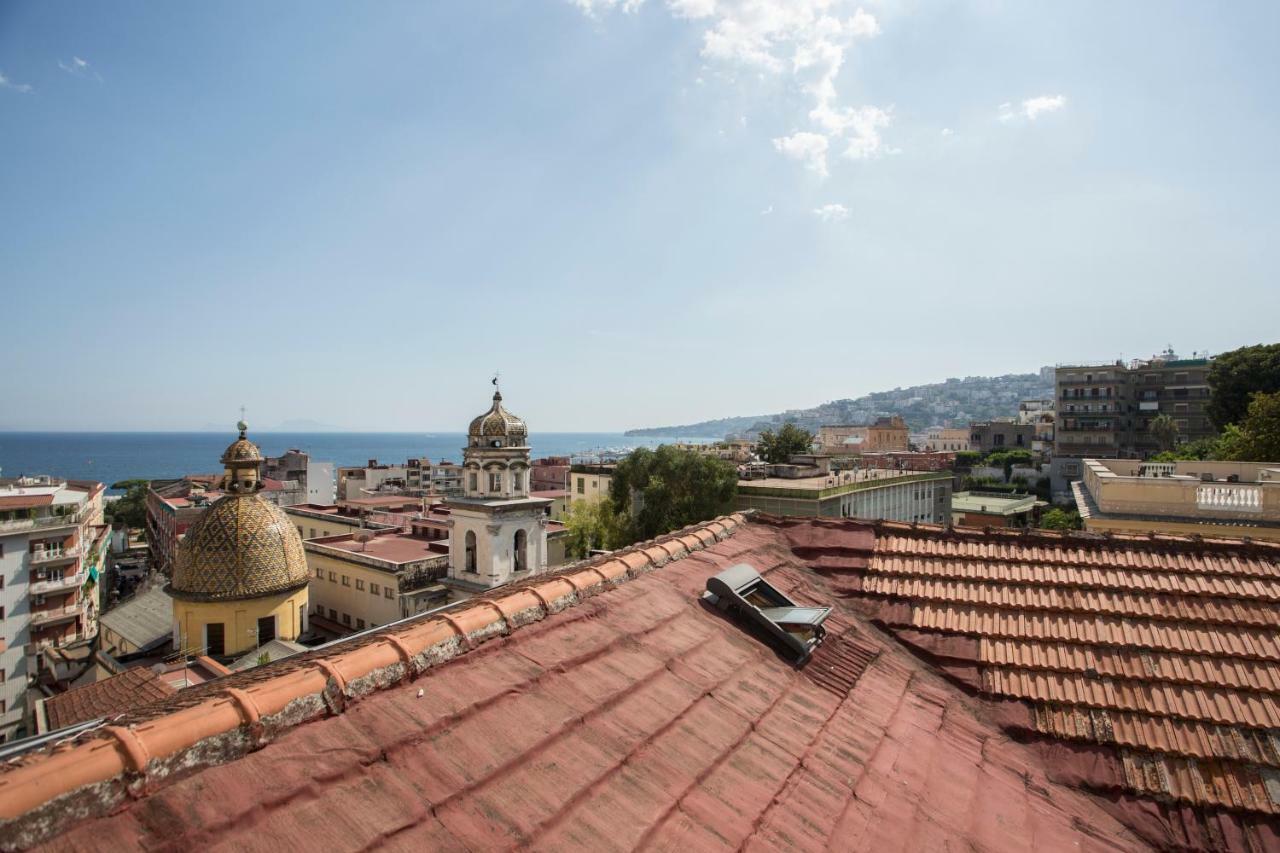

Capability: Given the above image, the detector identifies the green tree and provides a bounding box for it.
[107,479,150,530]
[1149,414,1181,453]
[756,424,814,464]
[1151,436,1222,462]
[1040,507,1083,531]
[563,497,625,559]
[1215,391,1280,462]
[609,446,738,542]
[985,449,1033,482]
[953,450,983,468]
[1207,343,1280,429]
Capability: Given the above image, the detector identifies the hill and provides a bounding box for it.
[625,370,1054,438]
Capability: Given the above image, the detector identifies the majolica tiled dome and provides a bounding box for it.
[468,391,528,443]
[169,496,309,601]
[168,422,308,602]
[222,420,263,464]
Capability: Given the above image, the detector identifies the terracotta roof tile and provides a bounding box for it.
[10,516,1280,851]
[42,667,176,730]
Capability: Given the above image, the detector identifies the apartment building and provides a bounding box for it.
[818,417,908,455]
[1072,458,1280,541]
[568,463,615,505]
[1051,353,1217,495]
[530,457,570,493]
[0,477,108,741]
[968,420,1035,453]
[1017,399,1056,454]
[261,449,335,505]
[733,467,952,523]
[305,522,452,634]
[923,428,970,453]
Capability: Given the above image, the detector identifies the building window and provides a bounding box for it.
[468,472,478,491]
[329,571,336,582]
[384,588,394,599]
[329,608,337,620]
[489,472,502,492]
[465,530,477,573]
[309,528,316,539]
[356,579,365,591]
[513,471,523,492]
[315,568,323,578]
[577,477,585,494]
[370,582,379,595]
[257,615,276,645]
[205,623,225,657]
[342,613,351,626]
[357,618,365,630]
[315,603,325,615]
[342,575,350,586]
[297,526,304,537]
[514,528,528,572]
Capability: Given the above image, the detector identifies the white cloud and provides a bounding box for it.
[813,203,849,222]
[773,131,830,177]
[1022,94,1065,120]
[58,56,103,83]
[573,1,891,176]
[666,0,715,18]
[572,0,644,17]
[940,127,954,137]
[0,71,33,94]
[999,94,1067,124]
[760,204,774,215]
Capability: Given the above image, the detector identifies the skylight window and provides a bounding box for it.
[703,564,831,663]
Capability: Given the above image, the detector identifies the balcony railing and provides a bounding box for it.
[29,571,86,595]
[30,544,85,564]
[0,504,92,533]
[30,604,82,626]
[1196,485,1263,514]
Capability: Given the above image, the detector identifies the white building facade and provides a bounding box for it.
[446,389,551,592]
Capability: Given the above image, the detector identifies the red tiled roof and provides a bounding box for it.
[815,520,1280,846]
[0,495,54,510]
[42,668,176,732]
[4,516,1280,850]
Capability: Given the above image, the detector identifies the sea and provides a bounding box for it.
[0,432,715,494]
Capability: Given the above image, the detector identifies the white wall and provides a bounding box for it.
[307,462,335,505]
[0,532,31,740]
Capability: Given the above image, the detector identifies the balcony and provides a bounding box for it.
[1197,485,1263,514]
[30,604,82,626]
[0,504,91,533]
[30,544,85,564]
[29,570,87,595]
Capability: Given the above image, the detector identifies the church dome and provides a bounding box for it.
[168,421,308,602]
[169,494,309,601]
[467,390,528,444]
[222,420,263,464]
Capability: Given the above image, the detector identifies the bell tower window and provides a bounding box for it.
[489,472,502,493]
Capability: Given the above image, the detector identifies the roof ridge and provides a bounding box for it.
[0,512,752,848]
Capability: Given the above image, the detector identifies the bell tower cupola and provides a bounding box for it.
[446,381,551,591]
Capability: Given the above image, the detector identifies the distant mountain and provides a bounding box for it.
[625,370,1055,438]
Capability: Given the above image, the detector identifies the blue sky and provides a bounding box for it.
[2,1,1277,432]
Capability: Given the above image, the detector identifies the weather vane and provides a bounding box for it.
[492,371,500,392]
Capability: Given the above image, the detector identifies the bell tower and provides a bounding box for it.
[445,384,551,590]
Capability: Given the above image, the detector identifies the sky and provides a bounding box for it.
[1,1,1278,432]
